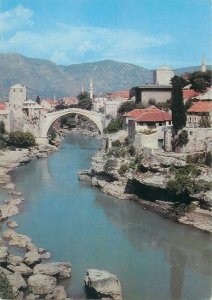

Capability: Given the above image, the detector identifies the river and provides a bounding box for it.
[0,133,211,300]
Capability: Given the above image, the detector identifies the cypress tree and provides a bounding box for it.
[171,76,186,133]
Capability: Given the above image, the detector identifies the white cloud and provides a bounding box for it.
[0,12,172,66]
[0,4,33,33]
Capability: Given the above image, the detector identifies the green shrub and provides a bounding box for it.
[205,152,212,167]
[167,165,209,199]
[8,131,35,148]
[104,159,117,172]
[48,127,57,141]
[104,116,123,133]
[186,203,197,212]
[112,140,121,147]
[128,145,135,156]
[199,117,211,128]
[172,129,189,150]
[118,164,128,176]
[141,129,157,135]
[0,273,14,299]
[186,153,205,165]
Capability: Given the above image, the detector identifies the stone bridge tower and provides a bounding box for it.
[9,84,26,131]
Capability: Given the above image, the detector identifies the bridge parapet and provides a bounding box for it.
[39,108,106,143]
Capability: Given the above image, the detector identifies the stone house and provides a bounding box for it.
[130,84,172,105]
[187,101,212,128]
[124,106,172,149]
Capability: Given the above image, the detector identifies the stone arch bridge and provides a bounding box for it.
[37,108,106,144]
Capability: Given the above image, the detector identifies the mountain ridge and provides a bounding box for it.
[0,53,210,99]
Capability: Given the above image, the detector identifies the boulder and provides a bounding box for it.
[7,254,24,266]
[18,157,31,164]
[52,285,67,299]
[84,269,122,300]
[7,263,33,276]
[36,153,48,159]
[24,251,41,266]
[7,220,19,228]
[6,273,27,297]
[0,246,8,263]
[38,248,51,260]
[3,183,16,190]
[26,294,39,300]
[33,262,71,278]
[3,230,33,249]
[0,203,19,221]
[6,197,24,205]
[28,274,57,295]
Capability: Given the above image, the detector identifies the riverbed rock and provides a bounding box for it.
[52,285,67,299]
[36,153,48,159]
[6,197,24,205]
[6,273,27,297]
[38,248,51,260]
[0,237,3,246]
[33,262,71,278]
[3,182,16,190]
[7,254,24,266]
[84,269,122,300]
[10,191,23,196]
[18,156,31,164]
[24,251,41,266]
[0,203,19,221]
[26,294,39,300]
[7,220,19,228]
[0,246,8,263]
[7,263,33,276]
[3,230,34,249]
[28,274,57,295]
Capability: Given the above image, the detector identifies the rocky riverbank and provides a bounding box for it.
[0,142,123,299]
[78,146,212,233]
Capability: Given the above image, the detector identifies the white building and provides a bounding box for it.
[154,65,174,85]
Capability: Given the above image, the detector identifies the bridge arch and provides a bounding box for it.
[39,108,105,142]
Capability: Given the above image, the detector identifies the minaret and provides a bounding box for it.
[89,78,94,100]
[201,55,206,72]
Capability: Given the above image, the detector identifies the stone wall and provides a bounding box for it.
[164,128,212,153]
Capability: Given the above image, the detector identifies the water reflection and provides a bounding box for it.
[95,195,212,300]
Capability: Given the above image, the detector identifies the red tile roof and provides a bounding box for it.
[125,106,172,122]
[111,90,130,99]
[135,111,172,122]
[188,101,212,113]
[124,106,161,118]
[0,102,6,110]
[183,90,200,100]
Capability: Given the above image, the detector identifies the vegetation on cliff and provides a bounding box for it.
[0,273,14,299]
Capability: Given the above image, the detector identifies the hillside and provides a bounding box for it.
[175,65,212,75]
[0,53,153,99]
[1,53,210,99]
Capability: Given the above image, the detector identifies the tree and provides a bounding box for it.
[78,98,92,110]
[171,76,186,133]
[191,78,209,93]
[199,117,211,128]
[0,121,6,135]
[148,98,156,106]
[8,131,35,148]
[188,71,211,92]
[77,91,92,110]
[104,116,123,133]
[77,91,90,101]
[36,96,41,105]
[118,101,136,114]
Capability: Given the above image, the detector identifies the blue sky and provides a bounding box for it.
[0,0,211,68]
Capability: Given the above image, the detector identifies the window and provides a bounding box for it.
[169,121,171,125]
